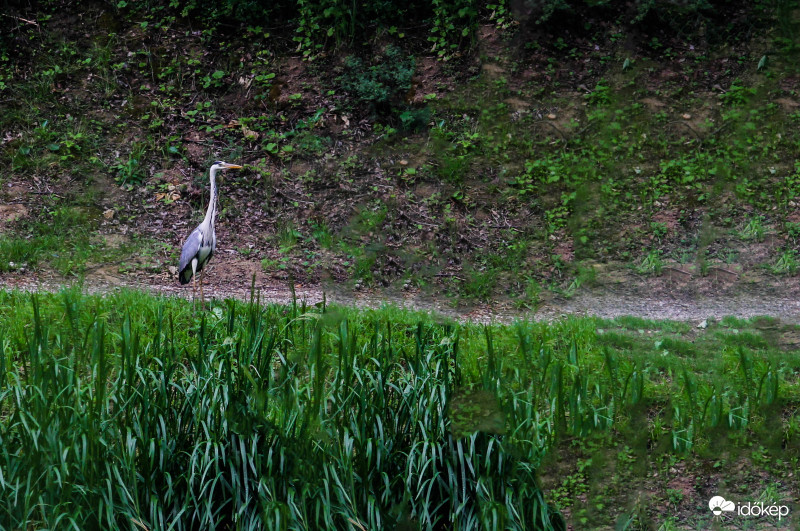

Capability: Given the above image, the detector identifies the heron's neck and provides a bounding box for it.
[203,167,218,227]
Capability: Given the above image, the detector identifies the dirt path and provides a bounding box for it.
[4,267,800,324]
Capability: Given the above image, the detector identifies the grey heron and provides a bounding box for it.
[178,161,243,307]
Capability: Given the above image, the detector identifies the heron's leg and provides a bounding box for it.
[199,267,205,310]
[191,259,198,309]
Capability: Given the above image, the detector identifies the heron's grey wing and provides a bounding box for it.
[178,228,203,284]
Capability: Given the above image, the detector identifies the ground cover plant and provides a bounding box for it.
[3,2,800,527]
[0,288,563,529]
[0,288,797,528]
[1,0,799,307]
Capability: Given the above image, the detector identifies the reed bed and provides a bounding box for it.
[0,288,796,529]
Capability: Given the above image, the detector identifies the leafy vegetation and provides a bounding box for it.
[2,2,800,529]
[0,289,797,528]
[0,207,102,276]
[0,288,565,529]
[1,0,800,301]
[338,45,416,119]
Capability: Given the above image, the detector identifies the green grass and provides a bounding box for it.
[3,2,800,297]
[0,288,798,528]
[0,207,96,275]
[0,206,147,276]
[0,288,563,529]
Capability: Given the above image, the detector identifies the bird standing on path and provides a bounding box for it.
[178,161,242,307]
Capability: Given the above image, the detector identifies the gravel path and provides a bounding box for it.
[4,275,800,325]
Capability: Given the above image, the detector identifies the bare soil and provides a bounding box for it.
[4,5,800,318]
[4,257,800,324]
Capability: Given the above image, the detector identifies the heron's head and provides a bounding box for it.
[211,161,243,182]
[212,161,243,172]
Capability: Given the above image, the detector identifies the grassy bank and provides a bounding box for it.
[0,288,797,528]
[2,2,800,303]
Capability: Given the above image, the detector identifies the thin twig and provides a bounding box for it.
[435,273,465,280]
[574,122,596,137]
[663,266,692,277]
[666,120,702,138]
[708,121,731,137]
[3,13,39,26]
[412,220,439,228]
[708,266,740,277]
[533,120,567,142]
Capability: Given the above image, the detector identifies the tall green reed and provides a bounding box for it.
[0,290,565,529]
[0,289,794,528]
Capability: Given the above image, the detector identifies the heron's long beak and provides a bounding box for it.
[223,163,243,170]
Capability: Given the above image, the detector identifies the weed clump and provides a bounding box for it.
[338,45,417,124]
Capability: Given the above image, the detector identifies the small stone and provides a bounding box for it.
[697,319,708,329]
[547,113,557,120]
[103,209,115,220]
[399,159,408,166]
[682,113,692,120]
[168,265,178,275]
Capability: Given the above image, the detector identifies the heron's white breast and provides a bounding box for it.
[198,245,213,265]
